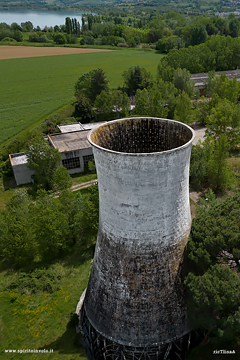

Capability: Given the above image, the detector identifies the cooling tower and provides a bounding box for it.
[79,117,195,360]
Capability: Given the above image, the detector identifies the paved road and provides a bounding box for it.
[192,125,206,145]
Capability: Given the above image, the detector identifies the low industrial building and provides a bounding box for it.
[191,70,240,96]
[9,122,105,186]
[49,130,94,175]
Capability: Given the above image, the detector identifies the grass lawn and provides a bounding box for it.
[0,171,98,209]
[0,237,94,360]
[71,172,97,187]
[0,48,163,151]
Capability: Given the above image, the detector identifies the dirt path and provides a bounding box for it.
[0,45,113,60]
[71,179,97,192]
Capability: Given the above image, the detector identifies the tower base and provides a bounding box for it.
[79,306,204,360]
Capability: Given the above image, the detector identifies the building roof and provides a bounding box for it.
[57,123,84,133]
[48,130,91,153]
[191,70,240,88]
[9,152,28,166]
[81,122,105,130]
[57,121,106,133]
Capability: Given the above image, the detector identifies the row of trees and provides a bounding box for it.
[74,65,194,121]
[159,35,240,73]
[2,11,240,48]
[0,22,23,42]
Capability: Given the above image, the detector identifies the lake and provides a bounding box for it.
[0,9,95,29]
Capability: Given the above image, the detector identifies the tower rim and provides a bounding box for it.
[88,117,195,156]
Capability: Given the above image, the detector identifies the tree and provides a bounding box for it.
[74,68,109,103]
[0,189,36,265]
[65,17,72,34]
[185,264,240,341]
[122,65,152,97]
[74,94,93,122]
[156,78,179,118]
[21,21,33,32]
[13,30,23,42]
[195,94,219,126]
[190,134,232,192]
[229,18,239,38]
[205,73,240,104]
[26,136,61,190]
[54,25,60,32]
[190,141,208,189]
[134,87,168,118]
[172,68,194,97]
[53,33,66,45]
[182,23,207,46]
[32,194,70,261]
[93,89,130,121]
[206,99,240,149]
[11,22,22,31]
[214,17,229,36]
[174,91,192,124]
[156,36,178,53]
[206,134,232,192]
[78,183,99,236]
[157,62,175,83]
[190,23,208,46]
[53,166,72,191]
[185,193,240,341]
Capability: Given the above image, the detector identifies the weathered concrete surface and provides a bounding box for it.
[83,117,194,347]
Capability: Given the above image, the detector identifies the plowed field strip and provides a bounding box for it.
[0,45,112,59]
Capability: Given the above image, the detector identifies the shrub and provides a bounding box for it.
[1,37,16,42]
[6,266,63,294]
[117,42,128,47]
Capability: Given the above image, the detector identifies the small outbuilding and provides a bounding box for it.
[9,152,35,186]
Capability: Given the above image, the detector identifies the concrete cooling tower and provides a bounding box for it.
[79,117,195,360]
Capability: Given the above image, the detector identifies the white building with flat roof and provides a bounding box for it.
[9,122,105,186]
[9,152,35,186]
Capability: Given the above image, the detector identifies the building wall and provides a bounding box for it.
[60,148,93,175]
[11,147,94,186]
[12,163,35,186]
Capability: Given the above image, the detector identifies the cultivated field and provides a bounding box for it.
[0,45,113,59]
[0,47,162,151]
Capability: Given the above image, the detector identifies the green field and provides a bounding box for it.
[0,48,162,151]
[0,235,94,360]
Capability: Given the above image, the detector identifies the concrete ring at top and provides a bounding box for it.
[88,117,195,155]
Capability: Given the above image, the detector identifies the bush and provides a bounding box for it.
[53,33,66,45]
[117,42,128,47]
[6,266,63,294]
[1,37,16,42]
[85,36,95,45]
[79,37,85,45]
[40,35,51,43]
